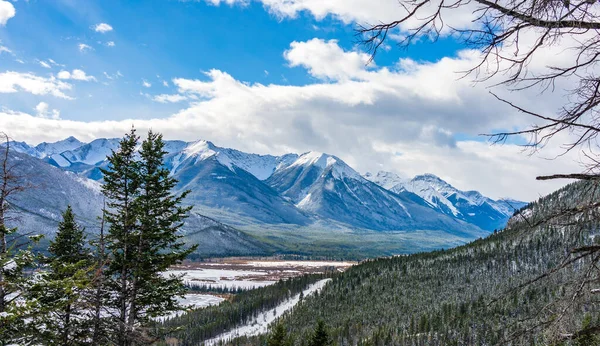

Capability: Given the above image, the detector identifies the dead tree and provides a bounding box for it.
[0,132,34,336]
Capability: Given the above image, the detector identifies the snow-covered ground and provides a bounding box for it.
[204,279,331,345]
[243,260,354,268]
[164,268,276,290]
[165,260,354,290]
[159,294,225,321]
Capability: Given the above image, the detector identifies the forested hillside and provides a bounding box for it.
[208,181,600,345]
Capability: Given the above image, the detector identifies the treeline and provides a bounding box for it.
[158,273,332,344]
[214,181,600,345]
[0,129,196,345]
[185,283,256,294]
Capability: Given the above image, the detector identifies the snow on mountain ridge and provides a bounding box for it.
[59,138,121,166]
[363,171,407,190]
[176,140,299,180]
[35,136,84,157]
[365,170,527,231]
[290,152,363,181]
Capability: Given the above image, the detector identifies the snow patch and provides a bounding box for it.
[205,279,331,345]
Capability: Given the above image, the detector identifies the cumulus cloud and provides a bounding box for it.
[57,69,96,82]
[0,71,72,99]
[0,0,15,26]
[34,102,61,120]
[78,43,93,52]
[93,23,113,33]
[199,0,476,35]
[106,41,115,47]
[142,80,152,88]
[0,39,583,200]
[285,39,372,81]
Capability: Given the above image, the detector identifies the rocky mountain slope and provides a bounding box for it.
[4,137,526,256]
[365,171,527,231]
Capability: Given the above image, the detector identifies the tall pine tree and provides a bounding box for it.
[267,322,294,346]
[309,320,333,346]
[129,130,197,325]
[32,206,92,345]
[101,127,142,345]
[101,128,196,345]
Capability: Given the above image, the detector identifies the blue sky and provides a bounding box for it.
[0,0,464,121]
[0,0,578,200]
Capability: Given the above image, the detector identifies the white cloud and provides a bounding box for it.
[203,0,250,5]
[93,23,113,33]
[0,71,72,99]
[0,39,584,200]
[284,39,371,81]
[163,80,169,87]
[201,0,476,34]
[0,1,15,26]
[153,94,187,103]
[39,60,51,69]
[106,41,115,47]
[78,43,93,52]
[34,102,61,120]
[0,45,11,54]
[142,80,152,88]
[57,69,96,82]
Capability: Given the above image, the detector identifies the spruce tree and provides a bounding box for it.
[32,206,92,345]
[129,130,197,324]
[101,128,196,345]
[101,127,142,345]
[90,205,109,345]
[309,320,333,346]
[267,322,293,346]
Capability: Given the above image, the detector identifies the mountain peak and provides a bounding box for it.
[413,173,445,182]
[289,151,364,181]
[364,171,407,190]
[64,136,81,142]
[292,151,336,169]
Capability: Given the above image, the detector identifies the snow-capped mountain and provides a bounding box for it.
[365,171,527,231]
[53,138,121,167]
[35,136,84,158]
[363,171,408,190]
[9,136,524,238]
[5,141,46,158]
[168,140,298,181]
[265,152,482,234]
[3,149,274,256]
[165,140,310,225]
[4,150,105,234]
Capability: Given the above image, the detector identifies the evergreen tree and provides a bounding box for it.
[127,130,197,325]
[101,128,196,345]
[101,127,142,345]
[309,320,332,346]
[90,204,109,345]
[267,322,293,346]
[32,206,92,345]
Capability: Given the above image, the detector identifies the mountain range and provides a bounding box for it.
[3,137,527,257]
